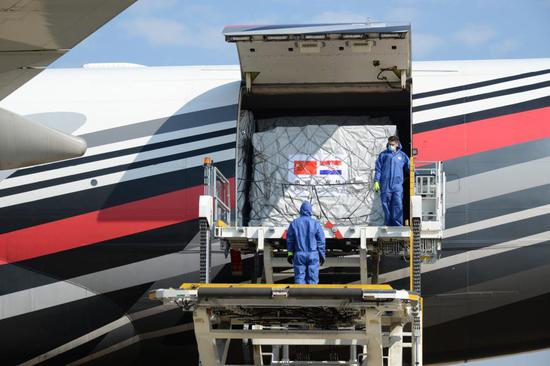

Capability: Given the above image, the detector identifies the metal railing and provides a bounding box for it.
[414,161,445,225]
[203,157,232,227]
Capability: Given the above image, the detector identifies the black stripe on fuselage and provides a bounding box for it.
[5,127,236,180]
[425,289,550,364]
[0,282,152,365]
[81,104,238,148]
[8,103,238,178]
[412,68,550,100]
[0,220,198,296]
[115,320,199,366]
[412,80,550,112]
[0,262,241,365]
[0,159,235,234]
[445,182,550,229]
[444,211,550,251]
[381,210,550,294]
[0,141,235,198]
[412,95,550,133]
[41,308,195,366]
[38,322,141,366]
[389,240,550,302]
[444,137,550,182]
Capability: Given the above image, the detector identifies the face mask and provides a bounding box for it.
[388,145,397,152]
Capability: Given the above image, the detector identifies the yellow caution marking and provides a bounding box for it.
[409,157,415,292]
[179,283,393,290]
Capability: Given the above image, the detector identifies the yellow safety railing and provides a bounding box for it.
[409,157,415,292]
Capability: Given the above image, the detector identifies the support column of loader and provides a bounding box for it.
[410,157,423,366]
[199,217,211,284]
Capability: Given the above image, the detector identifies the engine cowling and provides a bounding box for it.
[0,107,87,170]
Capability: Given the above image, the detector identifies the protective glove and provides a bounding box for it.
[374,181,380,193]
[287,251,294,265]
[319,256,325,266]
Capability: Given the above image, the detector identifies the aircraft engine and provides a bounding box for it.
[0,107,87,170]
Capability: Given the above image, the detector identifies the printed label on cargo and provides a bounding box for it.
[288,155,348,184]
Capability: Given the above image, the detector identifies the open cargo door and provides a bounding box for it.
[223,22,411,94]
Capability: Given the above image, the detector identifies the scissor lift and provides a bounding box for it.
[151,284,422,366]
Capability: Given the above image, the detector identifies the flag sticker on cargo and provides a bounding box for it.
[294,160,317,175]
[319,160,342,175]
[288,155,348,183]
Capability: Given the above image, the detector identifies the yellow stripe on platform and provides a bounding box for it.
[409,157,415,292]
[179,283,394,290]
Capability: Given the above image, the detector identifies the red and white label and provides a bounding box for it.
[288,155,348,183]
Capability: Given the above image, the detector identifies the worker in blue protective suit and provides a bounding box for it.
[374,136,410,226]
[286,201,326,284]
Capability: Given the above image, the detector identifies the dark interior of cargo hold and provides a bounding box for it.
[238,88,412,226]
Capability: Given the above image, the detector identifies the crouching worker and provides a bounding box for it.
[286,201,326,284]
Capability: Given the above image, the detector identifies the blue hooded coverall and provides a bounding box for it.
[286,201,326,284]
[374,143,410,226]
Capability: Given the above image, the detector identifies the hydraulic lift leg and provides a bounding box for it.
[252,325,264,365]
[272,345,280,362]
[364,309,383,366]
[194,308,220,366]
[360,227,369,284]
[371,251,380,284]
[412,305,423,366]
[388,322,403,366]
[242,324,252,365]
[263,243,274,284]
[252,250,261,284]
[282,344,289,363]
[350,344,358,363]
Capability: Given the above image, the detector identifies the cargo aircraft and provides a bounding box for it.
[1,1,550,365]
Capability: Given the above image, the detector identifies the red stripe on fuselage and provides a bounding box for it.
[414,107,550,162]
[0,179,234,265]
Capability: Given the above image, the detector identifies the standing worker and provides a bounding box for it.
[374,136,410,226]
[286,201,326,284]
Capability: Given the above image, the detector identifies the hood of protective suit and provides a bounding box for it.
[300,201,312,217]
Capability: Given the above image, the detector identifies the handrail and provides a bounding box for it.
[203,157,232,227]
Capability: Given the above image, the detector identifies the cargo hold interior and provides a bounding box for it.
[236,88,412,226]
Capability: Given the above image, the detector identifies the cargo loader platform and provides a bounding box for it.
[150,284,423,366]
[215,224,440,284]
[201,156,444,284]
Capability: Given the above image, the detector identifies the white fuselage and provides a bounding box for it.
[1,59,550,365]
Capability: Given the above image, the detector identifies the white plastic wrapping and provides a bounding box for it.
[236,110,255,226]
[248,123,396,226]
